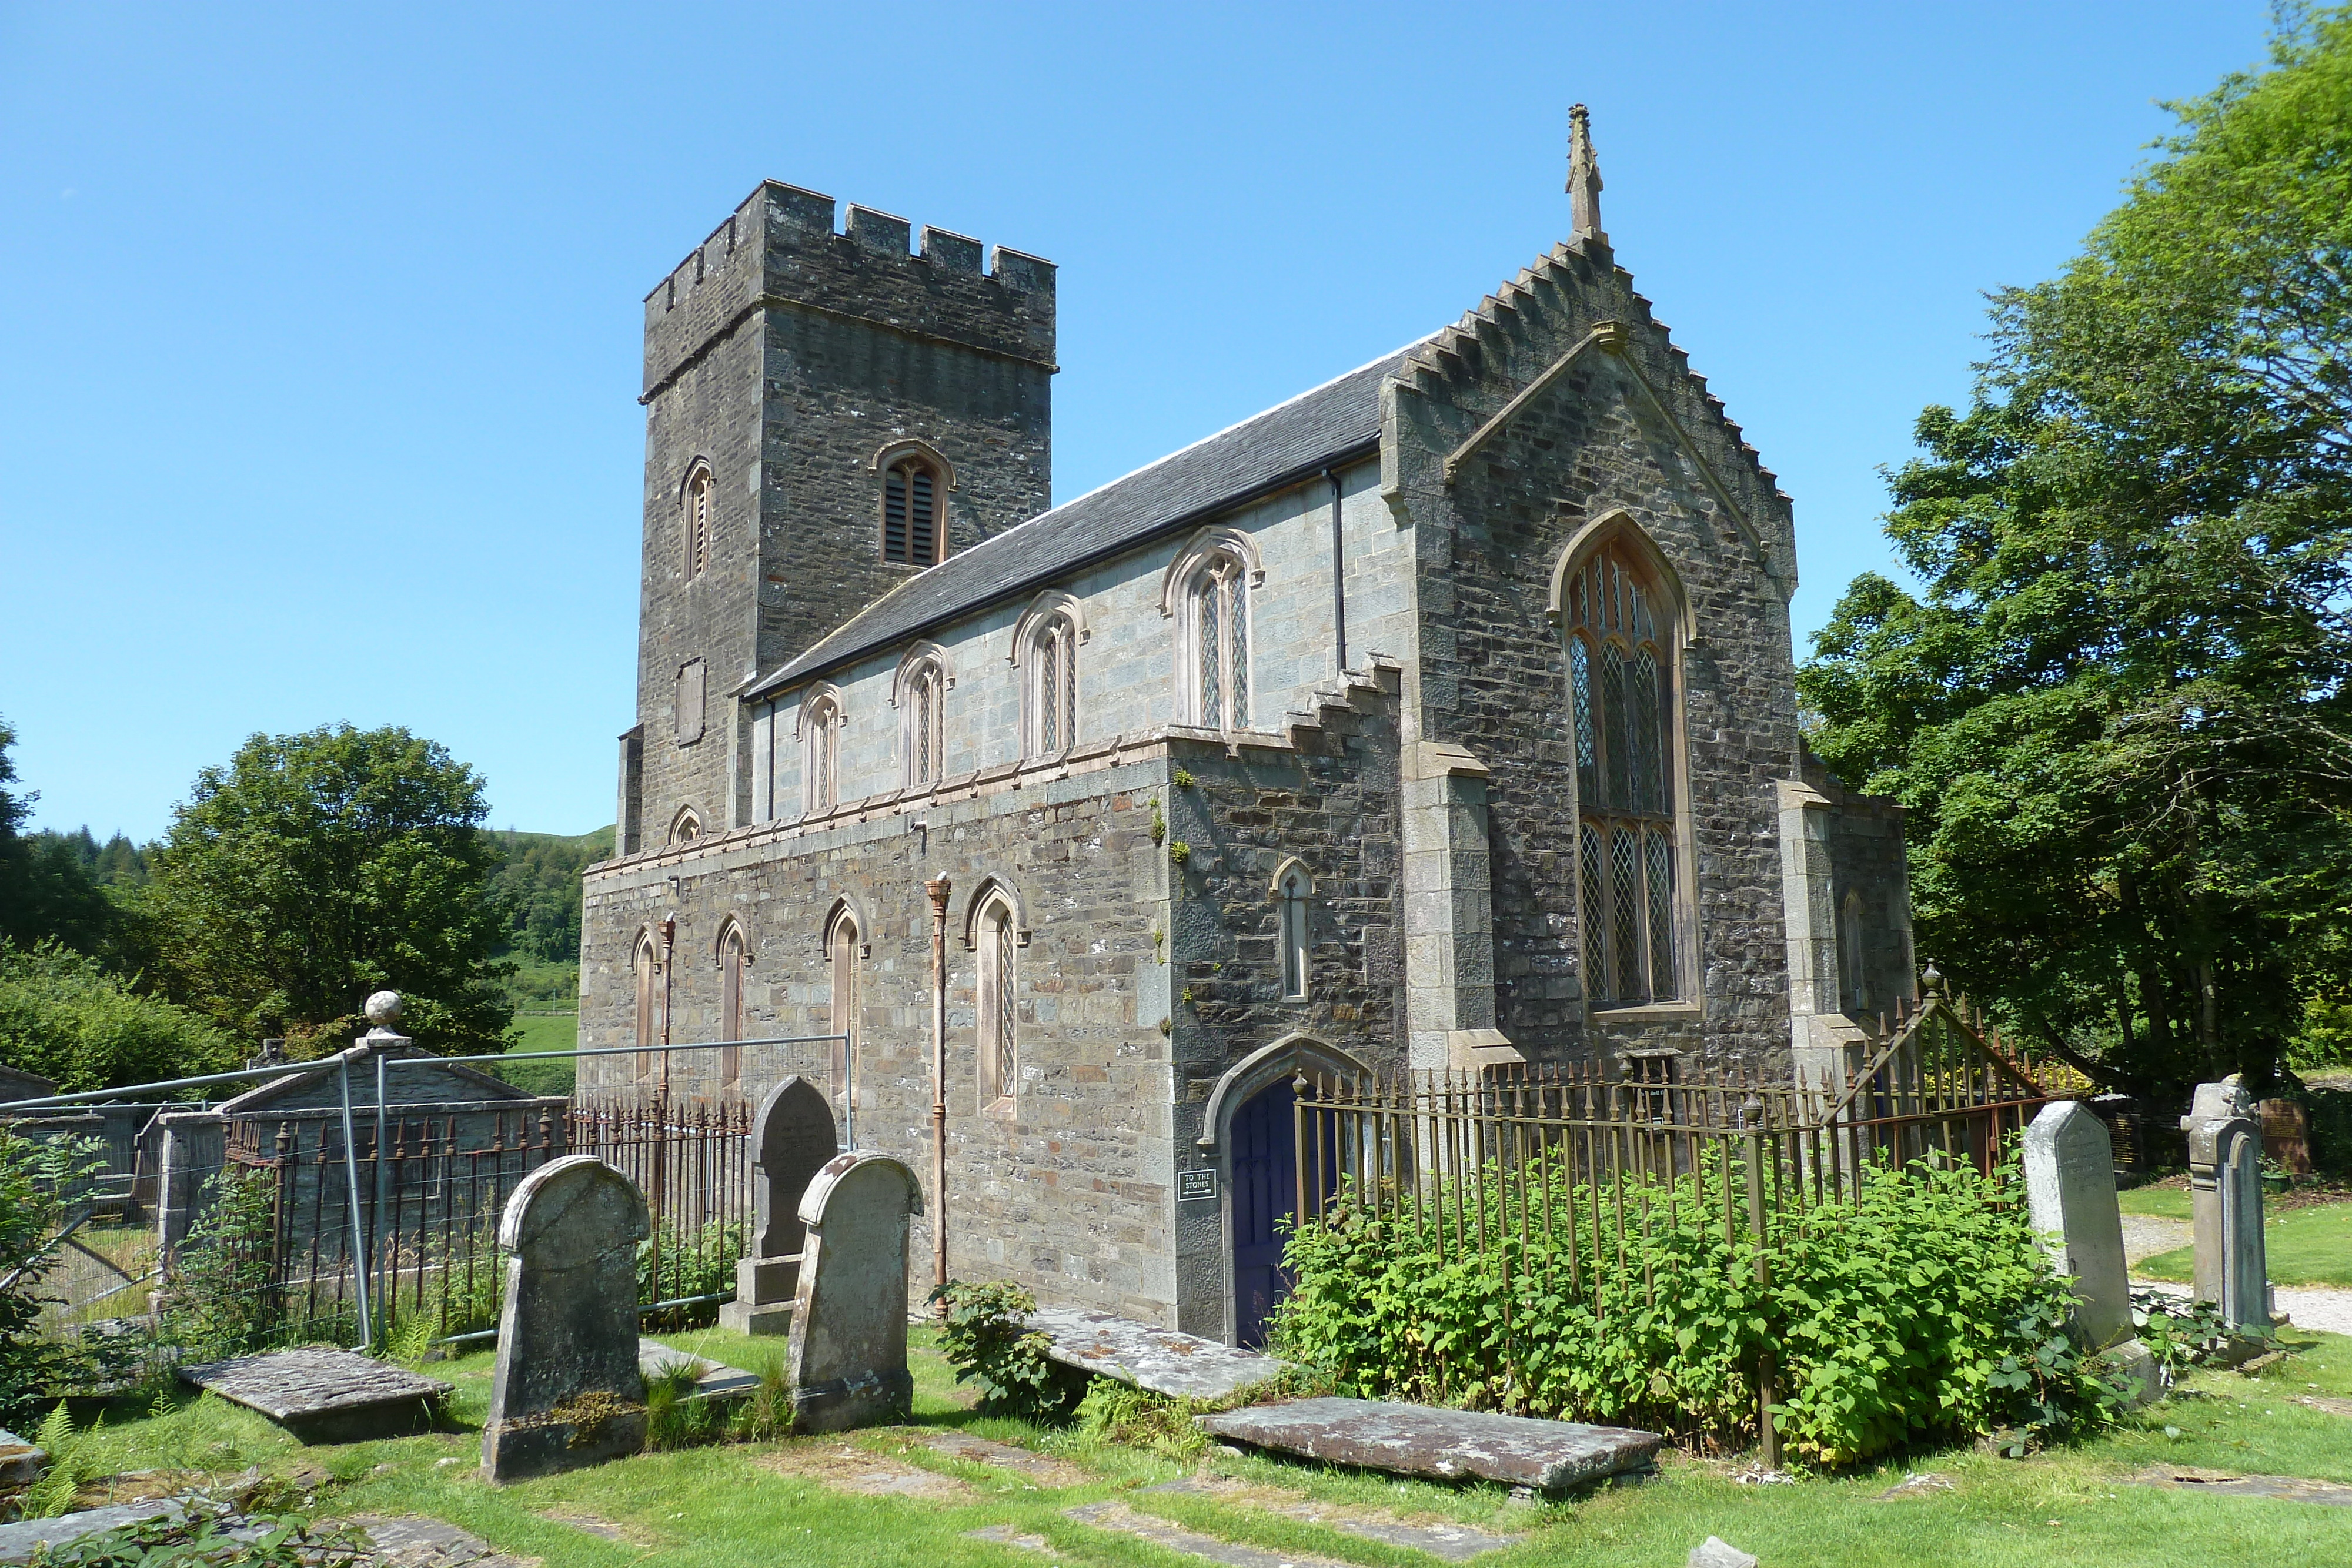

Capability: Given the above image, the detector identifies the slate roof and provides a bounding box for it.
[746,336,1431,700]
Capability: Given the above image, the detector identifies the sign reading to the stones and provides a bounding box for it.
[786,1151,923,1433]
[480,1155,652,1483]
[1178,1168,1217,1202]
[721,1075,838,1336]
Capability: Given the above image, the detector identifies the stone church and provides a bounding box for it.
[578,111,1912,1346]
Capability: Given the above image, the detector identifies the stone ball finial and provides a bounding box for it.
[365,991,404,1027]
[1921,960,1945,997]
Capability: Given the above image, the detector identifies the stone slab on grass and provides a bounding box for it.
[912,1429,1088,1487]
[1067,1502,1360,1567]
[759,1443,974,1500]
[179,1349,450,1444]
[1143,1476,1519,1562]
[1024,1307,1287,1401]
[0,1501,184,1564]
[638,1339,760,1401]
[2128,1465,2352,1506]
[1198,1398,1663,1495]
[347,1514,536,1566]
[0,1428,42,1489]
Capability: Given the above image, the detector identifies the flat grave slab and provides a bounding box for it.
[347,1514,533,1566]
[179,1349,450,1445]
[1197,1398,1663,1495]
[638,1338,760,1401]
[1066,1502,1359,1567]
[0,1502,185,1564]
[1144,1477,1519,1562]
[2128,1465,2352,1506]
[0,1428,42,1489]
[1024,1307,1287,1402]
[912,1429,1088,1487]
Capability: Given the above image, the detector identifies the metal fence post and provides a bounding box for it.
[335,1057,372,1350]
[1743,1094,1779,1469]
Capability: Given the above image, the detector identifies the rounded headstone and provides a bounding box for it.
[365,991,403,1027]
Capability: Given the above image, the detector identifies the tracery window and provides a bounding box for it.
[1277,865,1311,1001]
[1566,540,1681,1006]
[1024,611,1080,758]
[976,895,1018,1104]
[802,689,842,814]
[683,464,713,579]
[1187,553,1251,729]
[717,922,747,1086]
[882,456,941,566]
[903,658,946,786]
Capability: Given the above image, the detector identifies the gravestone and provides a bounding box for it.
[786,1151,922,1433]
[178,1348,450,1443]
[719,1076,836,1336]
[2023,1102,2132,1349]
[480,1156,651,1483]
[2184,1078,2270,1332]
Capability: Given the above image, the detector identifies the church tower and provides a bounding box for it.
[619,183,1056,853]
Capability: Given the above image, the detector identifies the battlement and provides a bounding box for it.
[642,182,1057,399]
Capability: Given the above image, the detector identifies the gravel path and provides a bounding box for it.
[2121,1214,2193,1267]
[2132,1275,2352,1337]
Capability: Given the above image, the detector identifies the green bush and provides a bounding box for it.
[0,1131,111,1422]
[930,1279,1085,1420]
[158,1169,281,1361]
[1275,1149,2114,1467]
[0,941,235,1092]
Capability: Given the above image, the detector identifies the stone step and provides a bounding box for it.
[1198,1398,1662,1496]
[1144,1477,1519,1562]
[1065,1502,1361,1568]
[1023,1307,1287,1401]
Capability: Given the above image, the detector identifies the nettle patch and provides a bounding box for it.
[1274,1153,2119,1467]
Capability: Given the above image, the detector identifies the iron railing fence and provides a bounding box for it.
[1288,989,2054,1464]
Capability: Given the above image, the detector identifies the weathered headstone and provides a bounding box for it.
[2023,1102,2132,1348]
[719,1076,836,1336]
[786,1151,922,1433]
[2024,1101,2160,1405]
[2184,1078,2270,1332]
[480,1155,651,1483]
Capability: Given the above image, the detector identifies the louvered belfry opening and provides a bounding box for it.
[883,458,940,565]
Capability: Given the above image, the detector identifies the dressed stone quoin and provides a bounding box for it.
[579,111,1914,1348]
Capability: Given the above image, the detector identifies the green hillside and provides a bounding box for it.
[487,826,610,1094]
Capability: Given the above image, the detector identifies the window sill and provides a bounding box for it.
[982,1095,1018,1121]
[1589,1001,1702,1024]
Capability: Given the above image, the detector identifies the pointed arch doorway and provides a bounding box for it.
[1205,1035,1364,1349]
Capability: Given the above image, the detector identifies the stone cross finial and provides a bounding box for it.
[1568,103,1605,244]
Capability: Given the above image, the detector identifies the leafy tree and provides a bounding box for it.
[143,724,514,1057]
[486,827,613,966]
[0,720,118,956]
[0,942,237,1090]
[1799,8,2352,1092]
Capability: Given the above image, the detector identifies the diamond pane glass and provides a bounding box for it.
[1040,633,1060,754]
[1198,577,1222,727]
[1632,648,1662,814]
[993,915,1017,1098]
[1061,626,1078,750]
[1646,831,1675,999]
[1228,573,1250,727]
[1579,824,1608,1002]
[1571,637,1595,801]
[916,679,933,783]
[1611,827,1642,1002]
[1601,643,1629,810]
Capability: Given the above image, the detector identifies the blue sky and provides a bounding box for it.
[0,1,2274,841]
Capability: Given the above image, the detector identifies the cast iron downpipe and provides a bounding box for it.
[1323,467,1348,674]
[926,876,952,1311]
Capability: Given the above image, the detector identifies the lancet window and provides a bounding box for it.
[882,456,941,566]
[1566,540,1682,1007]
[1187,553,1251,729]
[977,894,1018,1104]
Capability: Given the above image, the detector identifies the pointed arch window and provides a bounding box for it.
[1187,553,1251,729]
[632,932,659,1082]
[827,910,862,1102]
[1015,599,1084,760]
[718,922,747,1086]
[1277,865,1311,1001]
[902,658,946,786]
[976,894,1018,1105]
[683,464,713,579]
[801,688,843,814]
[882,456,942,566]
[1565,537,1682,1007]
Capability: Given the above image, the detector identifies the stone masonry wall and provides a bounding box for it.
[579,757,1178,1324]
[1385,235,1805,1073]
[632,182,1055,851]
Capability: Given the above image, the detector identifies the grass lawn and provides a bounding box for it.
[2137,1198,2352,1287]
[495,1011,576,1097]
[2116,1186,2193,1222]
[32,1325,2352,1567]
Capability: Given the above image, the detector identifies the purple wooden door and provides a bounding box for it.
[1233,1078,1334,1349]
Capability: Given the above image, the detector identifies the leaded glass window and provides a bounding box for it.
[1028,613,1080,758]
[1565,536,1682,1006]
[1187,553,1252,730]
[980,900,1017,1102]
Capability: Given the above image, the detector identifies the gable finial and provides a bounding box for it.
[1568,103,1605,245]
